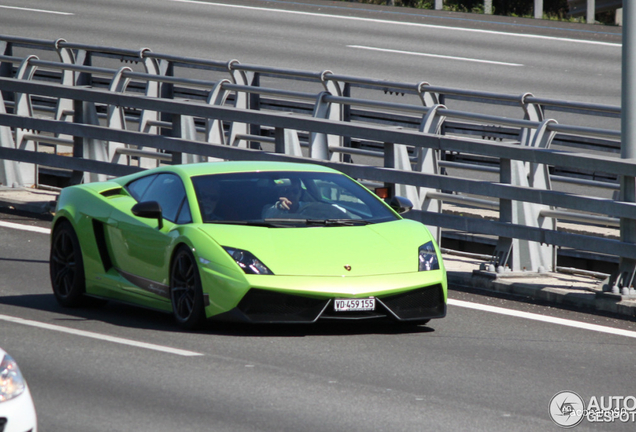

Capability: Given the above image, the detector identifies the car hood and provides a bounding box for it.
[197,219,434,277]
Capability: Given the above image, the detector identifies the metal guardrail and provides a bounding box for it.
[0,35,633,295]
[568,0,623,17]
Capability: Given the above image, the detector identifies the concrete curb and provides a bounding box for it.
[446,255,636,319]
[0,187,57,214]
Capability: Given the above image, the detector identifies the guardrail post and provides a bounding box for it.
[71,48,93,86]
[0,92,23,187]
[106,67,132,165]
[417,105,446,242]
[587,0,596,23]
[70,98,84,185]
[342,83,352,162]
[54,39,75,126]
[205,79,231,158]
[534,0,543,19]
[139,50,160,135]
[491,117,557,272]
[249,72,262,150]
[610,0,636,295]
[383,142,395,199]
[309,92,332,160]
[13,56,38,186]
[493,159,514,271]
[171,114,184,165]
[75,99,108,184]
[320,71,344,161]
[227,60,250,148]
[484,0,492,14]
[281,115,303,157]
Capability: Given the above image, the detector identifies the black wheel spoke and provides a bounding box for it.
[170,247,204,329]
[50,222,85,307]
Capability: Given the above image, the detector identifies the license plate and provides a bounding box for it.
[334,298,375,312]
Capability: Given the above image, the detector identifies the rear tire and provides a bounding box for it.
[170,245,206,330]
[50,221,86,307]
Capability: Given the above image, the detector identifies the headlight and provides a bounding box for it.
[223,247,273,275]
[0,354,26,402]
[418,241,440,271]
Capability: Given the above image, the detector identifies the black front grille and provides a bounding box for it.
[237,289,328,323]
[320,308,388,320]
[379,284,446,320]
[0,418,6,432]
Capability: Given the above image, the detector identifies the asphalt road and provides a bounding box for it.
[2,210,636,431]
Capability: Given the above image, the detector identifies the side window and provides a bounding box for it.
[126,174,157,201]
[140,174,189,223]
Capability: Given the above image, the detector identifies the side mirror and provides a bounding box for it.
[389,196,413,214]
[132,201,163,229]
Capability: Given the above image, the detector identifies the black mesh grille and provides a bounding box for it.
[320,309,388,320]
[237,289,328,323]
[380,285,445,320]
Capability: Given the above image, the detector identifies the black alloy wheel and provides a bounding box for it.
[50,221,86,307]
[170,245,206,330]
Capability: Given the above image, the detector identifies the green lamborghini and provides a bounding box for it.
[50,161,447,329]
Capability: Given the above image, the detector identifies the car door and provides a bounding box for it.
[106,173,192,300]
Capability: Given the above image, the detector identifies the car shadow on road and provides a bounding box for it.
[202,320,435,337]
[0,293,436,336]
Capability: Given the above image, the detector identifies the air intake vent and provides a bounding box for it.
[237,289,328,323]
[100,188,123,197]
[379,285,445,320]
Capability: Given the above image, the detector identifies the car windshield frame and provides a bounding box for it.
[191,171,398,226]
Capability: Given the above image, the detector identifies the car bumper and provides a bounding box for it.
[0,386,37,432]
[208,270,447,323]
[201,266,446,322]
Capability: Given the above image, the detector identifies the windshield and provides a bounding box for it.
[191,171,398,226]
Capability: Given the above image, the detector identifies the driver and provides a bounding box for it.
[263,178,306,218]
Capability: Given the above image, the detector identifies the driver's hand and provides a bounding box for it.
[278,197,293,210]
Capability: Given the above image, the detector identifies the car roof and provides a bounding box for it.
[165,161,339,177]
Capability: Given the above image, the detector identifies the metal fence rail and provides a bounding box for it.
[0,35,633,295]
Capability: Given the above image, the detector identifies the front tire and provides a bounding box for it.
[50,220,86,307]
[170,245,206,330]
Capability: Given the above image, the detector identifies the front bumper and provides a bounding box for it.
[213,283,446,324]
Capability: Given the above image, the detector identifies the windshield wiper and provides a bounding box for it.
[259,218,372,227]
[306,219,371,226]
[209,220,283,227]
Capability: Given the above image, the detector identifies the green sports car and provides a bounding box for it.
[50,161,447,329]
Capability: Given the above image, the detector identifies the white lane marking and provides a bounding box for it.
[0,5,74,15]
[348,45,523,67]
[0,221,51,234]
[0,314,203,356]
[448,298,636,339]
[169,0,621,48]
